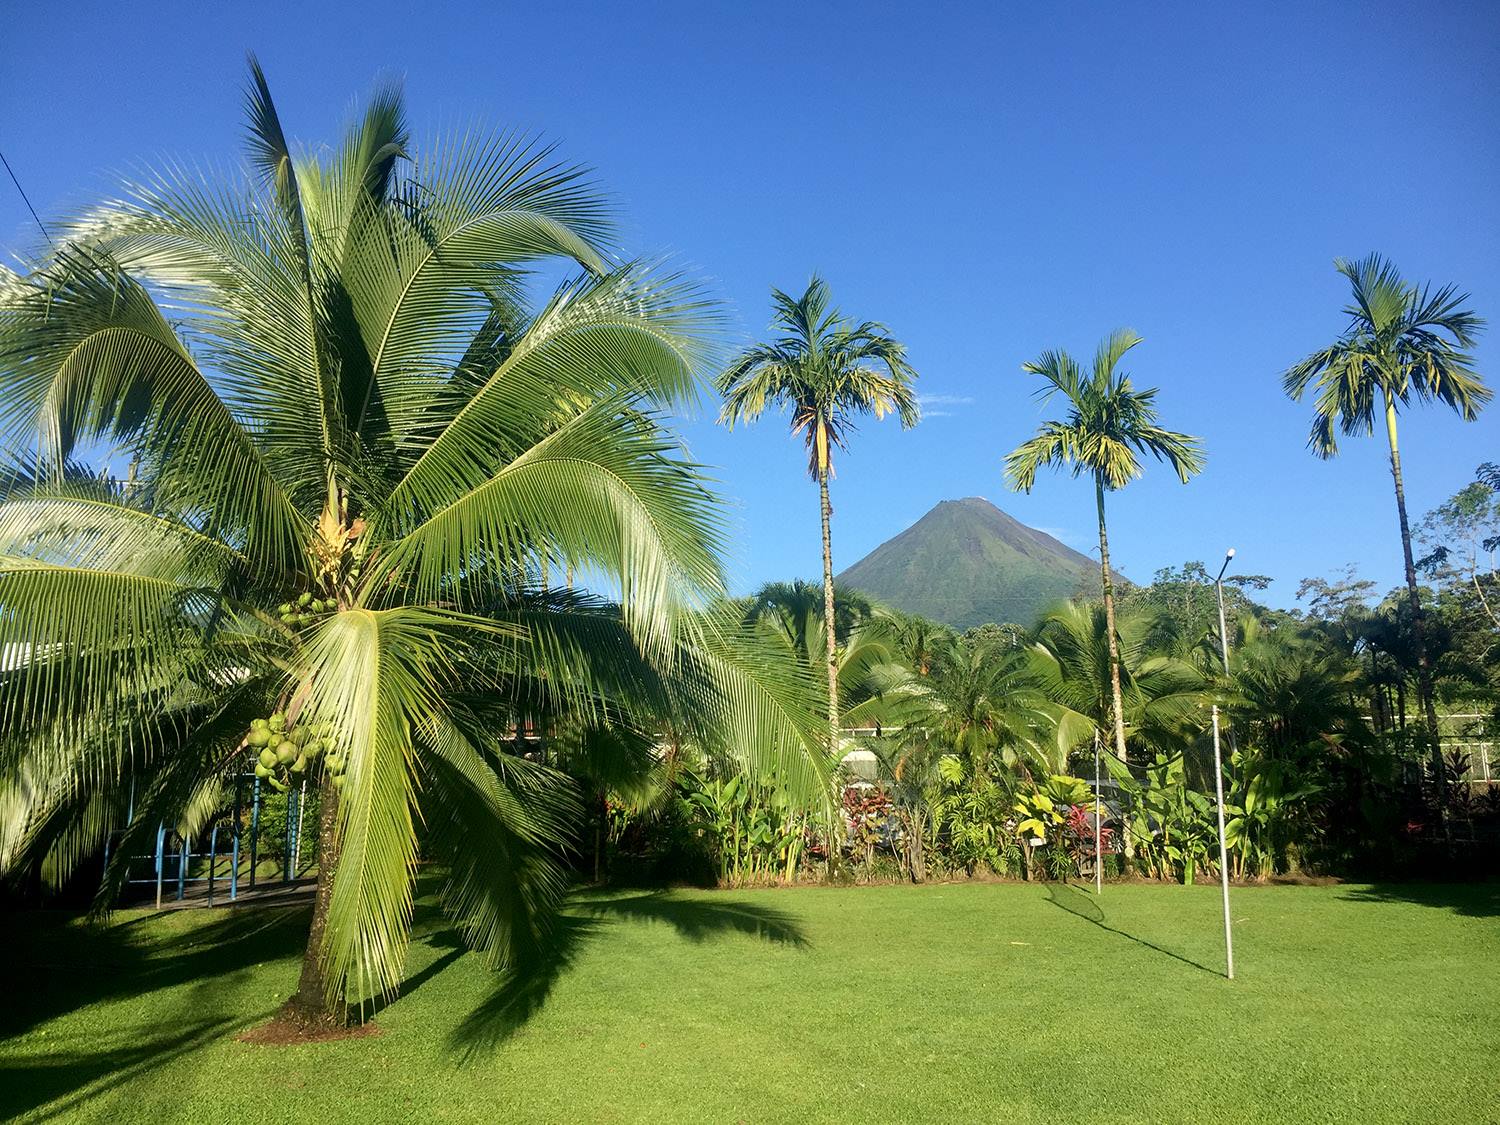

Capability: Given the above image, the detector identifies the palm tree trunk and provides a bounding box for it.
[1383,392,1445,798]
[1095,479,1129,765]
[818,465,839,742]
[594,789,607,884]
[289,777,342,1024]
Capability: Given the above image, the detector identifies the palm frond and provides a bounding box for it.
[1289,254,1489,448]
[0,251,305,570]
[375,401,726,662]
[417,714,578,968]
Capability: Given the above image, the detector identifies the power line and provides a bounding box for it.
[0,148,52,245]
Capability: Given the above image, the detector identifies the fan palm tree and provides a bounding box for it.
[1284,253,1489,778]
[0,62,828,1025]
[1006,331,1204,764]
[718,278,920,736]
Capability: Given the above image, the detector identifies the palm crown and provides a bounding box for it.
[0,61,827,1015]
[717,275,919,479]
[1283,252,1489,456]
[1006,330,1205,492]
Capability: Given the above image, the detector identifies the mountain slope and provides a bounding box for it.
[837,497,1111,630]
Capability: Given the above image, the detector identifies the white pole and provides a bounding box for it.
[1211,705,1234,979]
[1212,550,1237,980]
[294,780,307,875]
[1094,730,1102,895]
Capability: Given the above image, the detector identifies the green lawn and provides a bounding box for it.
[3,880,1496,1123]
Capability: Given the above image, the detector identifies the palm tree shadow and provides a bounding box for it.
[1044,883,1223,978]
[0,1016,240,1121]
[1339,882,1500,919]
[577,891,809,948]
[447,891,809,1058]
[2,907,309,1041]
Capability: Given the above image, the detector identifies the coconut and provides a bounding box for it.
[291,755,307,774]
[257,748,278,770]
[288,726,307,746]
[251,717,270,730]
[254,763,272,779]
[247,727,271,748]
[332,774,346,790]
[277,602,293,616]
[280,613,296,625]
[297,592,313,607]
[275,740,298,765]
[326,752,345,774]
[268,712,286,733]
[303,738,324,758]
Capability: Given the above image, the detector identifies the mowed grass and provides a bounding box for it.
[3,880,1496,1123]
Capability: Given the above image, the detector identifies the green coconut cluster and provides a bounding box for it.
[276,589,345,628]
[245,713,347,791]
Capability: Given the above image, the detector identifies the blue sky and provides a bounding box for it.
[4,2,1497,609]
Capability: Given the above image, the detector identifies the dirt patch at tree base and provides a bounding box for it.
[238,1003,383,1046]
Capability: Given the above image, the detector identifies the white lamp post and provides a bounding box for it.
[1211,549,1236,980]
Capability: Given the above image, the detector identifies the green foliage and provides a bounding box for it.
[677,770,809,886]
[1223,761,1321,880]
[1107,752,1215,883]
[0,63,829,1016]
[1012,781,1083,845]
[1007,330,1205,494]
[1283,253,1488,459]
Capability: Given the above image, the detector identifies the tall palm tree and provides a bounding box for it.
[1284,253,1489,778]
[718,278,920,737]
[0,62,827,1025]
[1006,330,1204,764]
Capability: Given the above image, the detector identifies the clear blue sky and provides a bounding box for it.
[4,2,1497,609]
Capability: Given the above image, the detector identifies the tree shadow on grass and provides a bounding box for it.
[446,890,809,1058]
[1337,882,1500,919]
[0,906,310,1042]
[361,921,470,1021]
[0,1016,239,1122]
[1,919,288,1121]
[1044,883,1223,978]
[575,890,810,948]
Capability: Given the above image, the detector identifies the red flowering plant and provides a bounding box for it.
[1065,802,1114,863]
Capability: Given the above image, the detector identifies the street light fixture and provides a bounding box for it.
[1215,548,1236,674]
[1211,548,1236,980]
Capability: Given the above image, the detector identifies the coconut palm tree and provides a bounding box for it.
[0,62,828,1025]
[1006,331,1205,764]
[1284,253,1489,779]
[718,278,920,737]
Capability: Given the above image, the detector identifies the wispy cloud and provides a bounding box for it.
[924,409,955,418]
[918,393,974,406]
